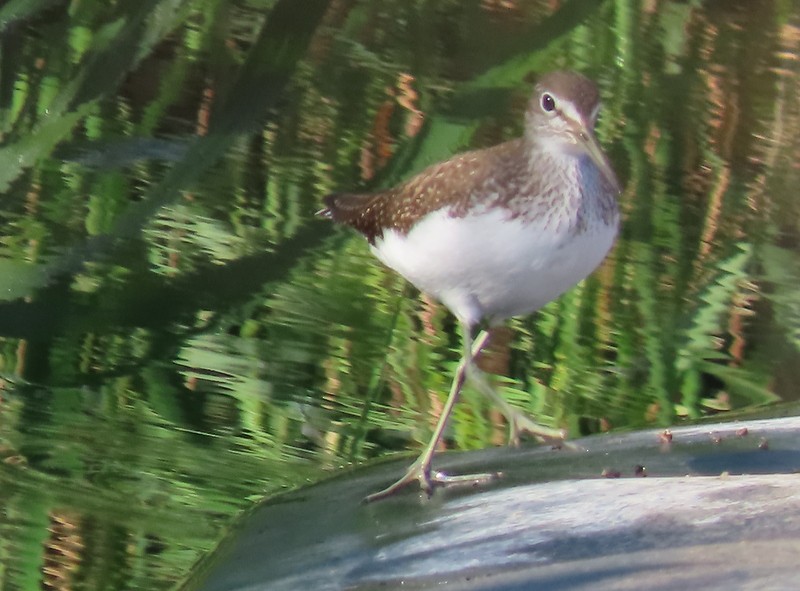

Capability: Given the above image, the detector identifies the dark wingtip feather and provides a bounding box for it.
[317,191,382,243]
[318,192,347,219]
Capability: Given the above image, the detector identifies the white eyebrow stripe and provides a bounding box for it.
[560,98,584,125]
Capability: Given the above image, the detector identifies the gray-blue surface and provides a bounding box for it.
[182,416,800,590]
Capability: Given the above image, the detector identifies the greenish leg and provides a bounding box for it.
[364,323,496,503]
[463,336,566,446]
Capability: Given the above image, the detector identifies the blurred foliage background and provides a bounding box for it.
[0,0,798,589]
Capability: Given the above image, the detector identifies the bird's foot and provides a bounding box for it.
[506,411,570,448]
[463,363,574,449]
[364,459,498,503]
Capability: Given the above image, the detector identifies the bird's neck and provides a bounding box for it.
[519,138,618,230]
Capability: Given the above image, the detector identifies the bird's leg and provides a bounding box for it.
[466,329,567,447]
[364,324,496,503]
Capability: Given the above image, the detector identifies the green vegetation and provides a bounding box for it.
[0,0,796,589]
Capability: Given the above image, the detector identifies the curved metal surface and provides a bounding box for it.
[182,416,800,591]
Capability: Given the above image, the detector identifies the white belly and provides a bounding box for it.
[372,207,618,327]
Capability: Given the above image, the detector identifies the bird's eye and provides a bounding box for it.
[540,93,556,113]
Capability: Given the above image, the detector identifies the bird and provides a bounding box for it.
[319,71,621,502]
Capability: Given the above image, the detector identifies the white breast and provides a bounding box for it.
[372,206,618,327]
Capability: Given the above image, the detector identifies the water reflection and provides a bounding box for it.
[0,0,798,589]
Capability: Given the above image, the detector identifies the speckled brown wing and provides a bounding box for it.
[320,139,525,244]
